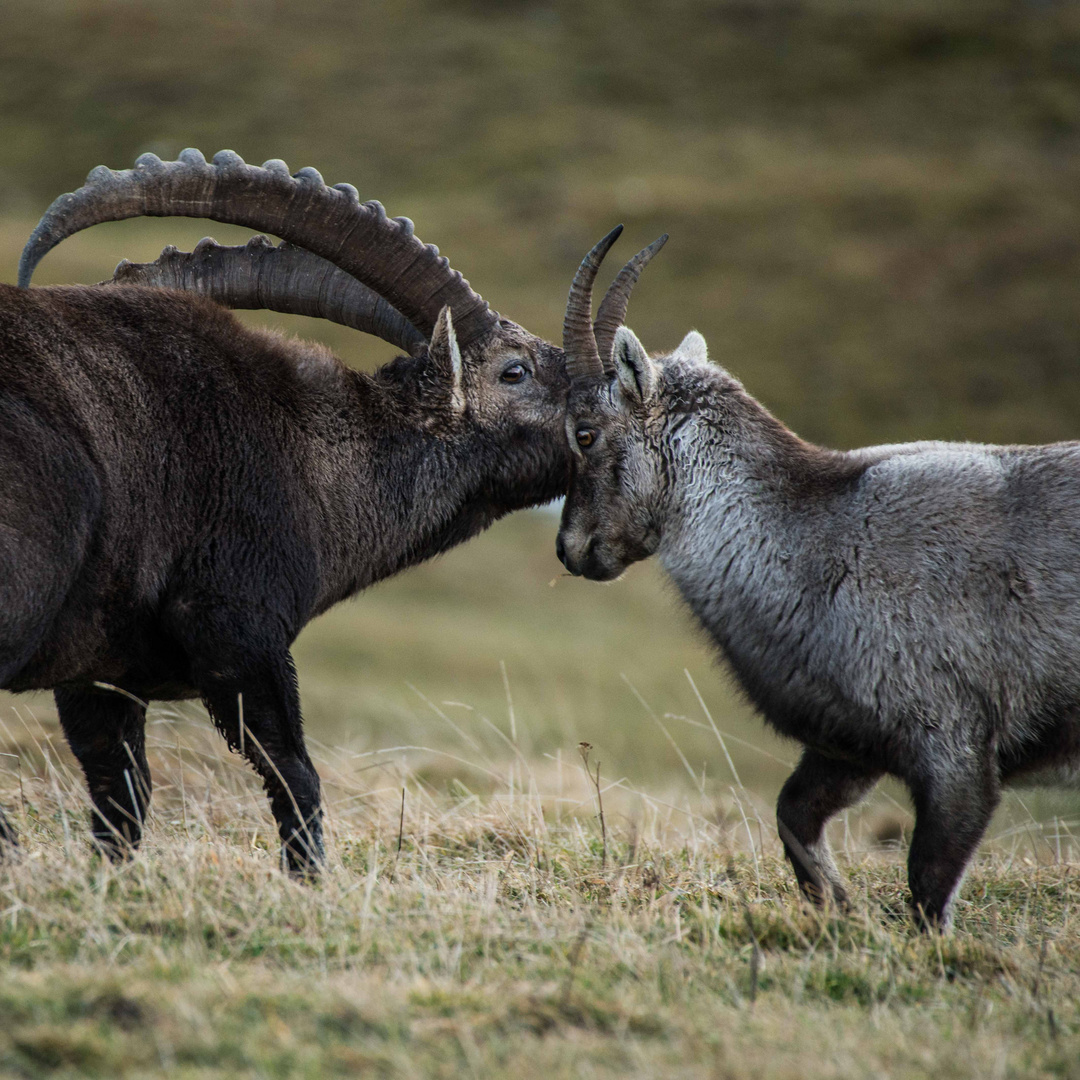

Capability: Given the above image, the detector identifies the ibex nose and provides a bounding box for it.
[555,534,568,568]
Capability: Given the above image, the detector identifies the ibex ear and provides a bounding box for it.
[676,330,708,365]
[429,306,465,412]
[613,325,658,406]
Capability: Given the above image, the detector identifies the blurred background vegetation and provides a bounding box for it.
[2,0,1080,835]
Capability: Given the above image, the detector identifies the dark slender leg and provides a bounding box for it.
[199,653,322,875]
[55,685,151,859]
[168,603,323,876]
[906,758,999,930]
[776,748,883,908]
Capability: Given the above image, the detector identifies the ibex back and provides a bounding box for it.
[0,150,572,873]
[556,231,1080,929]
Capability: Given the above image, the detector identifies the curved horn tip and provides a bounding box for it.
[212,149,246,168]
[592,230,671,370]
[589,224,624,259]
[572,224,625,280]
[178,147,207,166]
[294,166,324,186]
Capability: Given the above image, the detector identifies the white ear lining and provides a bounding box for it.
[432,306,465,411]
[677,329,708,365]
[613,325,658,404]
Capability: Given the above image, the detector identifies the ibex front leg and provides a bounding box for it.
[202,655,323,876]
[777,748,882,909]
[906,751,999,930]
[166,596,321,872]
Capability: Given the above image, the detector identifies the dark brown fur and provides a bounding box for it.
[0,283,569,870]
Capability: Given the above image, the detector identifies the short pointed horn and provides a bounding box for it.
[19,149,499,346]
[593,234,668,373]
[562,225,623,382]
[108,236,428,356]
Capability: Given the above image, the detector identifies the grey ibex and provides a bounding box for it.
[556,229,1080,928]
[0,149,574,873]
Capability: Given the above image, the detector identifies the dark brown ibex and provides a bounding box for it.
[557,230,1080,929]
[0,149,572,873]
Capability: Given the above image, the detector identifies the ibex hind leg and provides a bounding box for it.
[0,513,98,856]
[0,613,71,854]
[0,403,102,853]
[55,686,151,860]
[777,748,882,908]
[0,659,23,854]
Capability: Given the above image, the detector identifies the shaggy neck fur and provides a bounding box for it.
[649,358,1049,768]
[656,372,856,727]
[257,336,567,615]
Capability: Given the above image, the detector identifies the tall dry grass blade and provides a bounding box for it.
[685,668,742,787]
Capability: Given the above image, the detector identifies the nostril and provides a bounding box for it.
[555,534,567,566]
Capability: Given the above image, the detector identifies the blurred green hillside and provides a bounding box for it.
[6,0,1080,446]
[2,0,1080,826]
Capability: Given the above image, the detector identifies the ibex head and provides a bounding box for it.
[20,149,570,469]
[555,229,683,581]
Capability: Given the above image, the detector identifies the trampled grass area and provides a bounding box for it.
[1,709,1079,1080]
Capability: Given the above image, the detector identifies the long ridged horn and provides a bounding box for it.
[593,234,668,373]
[19,148,499,346]
[108,236,428,357]
[562,225,623,382]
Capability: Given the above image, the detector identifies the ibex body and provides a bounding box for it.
[556,233,1080,927]
[0,151,570,871]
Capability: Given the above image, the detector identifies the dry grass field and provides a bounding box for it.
[2,511,1080,1078]
[1,700,1079,1079]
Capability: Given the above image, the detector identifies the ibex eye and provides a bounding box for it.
[576,427,596,448]
[501,363,528,383]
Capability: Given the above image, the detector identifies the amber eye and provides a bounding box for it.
[501,363,528,383]
[576,427,596,448]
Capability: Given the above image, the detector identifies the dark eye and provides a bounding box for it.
[576,427,596,448]
[501,363,528,384]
